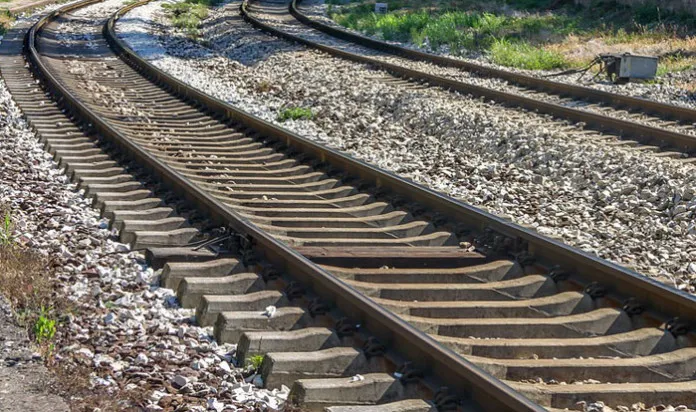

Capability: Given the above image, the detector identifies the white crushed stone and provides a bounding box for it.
[119,0,696,294]
[0,2,288,410]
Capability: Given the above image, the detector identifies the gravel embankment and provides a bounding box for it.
[299,0,696,110]
[0,2,288,410]
[120,0,696,295]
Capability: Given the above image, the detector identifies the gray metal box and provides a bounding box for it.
[618,54,658,79]
[375,3,388,13]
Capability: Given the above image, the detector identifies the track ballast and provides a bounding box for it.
[3,0,695,410]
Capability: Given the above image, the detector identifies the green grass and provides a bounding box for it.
[0,211,14,246]
[490,38,568,70]
[656,55,696,76]
[328,0,696,72]
[161,0,219,36]
[33,307,56,344]
[330,4,577,67]
[277,107,314,122]
[247,354,265,370]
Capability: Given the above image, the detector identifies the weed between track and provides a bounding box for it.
[161,0,220,36]
[256,79,272,93]
[277,106,314,121]
[327,0,696,72]
[247,354,265,370]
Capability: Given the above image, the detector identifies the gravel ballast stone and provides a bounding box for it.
[118,0,696,295]
[0,2,289,409]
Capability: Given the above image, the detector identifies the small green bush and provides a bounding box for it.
[33,308,56,344]
[490,38,568,70]
[247,354,264,370]
[277,107,313,122]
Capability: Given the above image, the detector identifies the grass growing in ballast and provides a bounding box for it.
[328,0,696,73]
[161,0,219,36]
[277,107,314,122]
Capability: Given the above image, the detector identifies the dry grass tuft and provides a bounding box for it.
[0,246,53,320]
[50,363,147,411]
[0,241,64,361]
[551,34,696,68]
[256,80,272,93]
[0,11,13,35]
[0,206,152,408]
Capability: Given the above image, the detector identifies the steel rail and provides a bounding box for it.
[115,0,694,362]
[22,0,696,407]
[290,0,696,126]
[248,0,696,155]
[24,1,544,410]
[250,0,696,335]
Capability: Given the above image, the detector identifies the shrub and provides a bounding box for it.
[33,308,56,344]
[247,354,264,370]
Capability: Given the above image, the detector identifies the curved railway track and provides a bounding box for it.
[242,0,696,159]
[1,0,695,410]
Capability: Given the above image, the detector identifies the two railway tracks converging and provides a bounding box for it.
[0,0,695,410]
[244,0,696,160]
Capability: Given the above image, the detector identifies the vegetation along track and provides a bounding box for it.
[242,0,696,159]
[3,0,696,409]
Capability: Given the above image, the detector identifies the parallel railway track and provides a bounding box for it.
[243,0,696,158]
[1,0,695,410]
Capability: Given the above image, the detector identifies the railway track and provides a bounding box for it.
[1,0,695,410]
[242,0,696,159]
